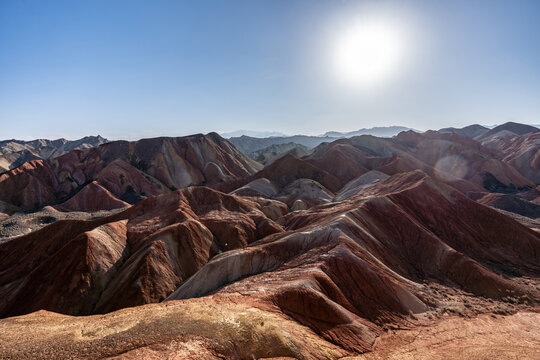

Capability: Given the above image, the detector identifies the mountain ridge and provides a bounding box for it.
[0,135,109,173]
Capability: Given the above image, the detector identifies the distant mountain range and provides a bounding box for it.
[228,135,338,154]
[228,126,417,154]
[438,124,490,138]
[249,142,312,166]
[219,130,288,138]
[223,126,416,140]
[321,126,415,138]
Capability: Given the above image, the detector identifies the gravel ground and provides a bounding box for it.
[0,206,125,242]
[353,311,540,360]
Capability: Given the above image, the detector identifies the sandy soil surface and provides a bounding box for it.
[0,297,347,359]
[350,311,540,360]
[0,306,537,359]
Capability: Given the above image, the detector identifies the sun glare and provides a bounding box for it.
[333,19,406,87]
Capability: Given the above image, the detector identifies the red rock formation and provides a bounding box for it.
[1,129,539,358]
[305,143,371,185]
[168,171,539,350]
[291,131,534,194]
[55,181,129,211]
[0,133,261,211]
[203,130,537,218]
[476,192,540,219]
[486,131,540,184]
[0,169,538,356]
[243,132,496,196]
[0,186,282,318]
[475,121,539,143]
[394,130,534,190]
[0,160,58,210]
[256,154,343,191]
[250,197,288,220]
[0,220,129,317]
[94,219,216,313]
[94,159,168,201]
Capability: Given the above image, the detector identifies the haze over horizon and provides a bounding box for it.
[1,0,540,140]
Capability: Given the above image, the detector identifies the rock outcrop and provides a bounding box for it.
[0,133,261,212]
[438,124,490,138]
[2,168,538,358]
[55,181,129,211]
[0,136,108,172]
[0,187,282,318]
[0,125,539,358]
[169,170,539,351]
[485,131,540,184]
[249,142,312,166]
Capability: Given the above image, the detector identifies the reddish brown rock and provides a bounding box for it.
[0,220,129,317]
[256,154,343,192]
[476,192,540,219]
[168,171,539,350]
[0,160,58,210]
[0,186,283,318]
[95,219,216,313]
[394,130,534,191]
[306,143,371,185]
[0,133,261,211]
[55,181,129,211]
[287,131,534,194]
[0,129,539,358]
[94,159,168,201]
[475,121,538,143]
[249,197,288,220]
[486,131,540,184]
[0,169,538,357]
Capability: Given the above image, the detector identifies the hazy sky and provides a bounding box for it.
[1,0,539,140]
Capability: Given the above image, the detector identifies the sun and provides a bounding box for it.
[333,19,406,87]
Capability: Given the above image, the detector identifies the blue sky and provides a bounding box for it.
[1,0,539,140]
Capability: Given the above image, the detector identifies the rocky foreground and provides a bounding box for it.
[0,308,536,359]
[0,124,538,358]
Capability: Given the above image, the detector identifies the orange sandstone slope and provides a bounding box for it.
[0,171,537,357]
[0,133,261,212]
